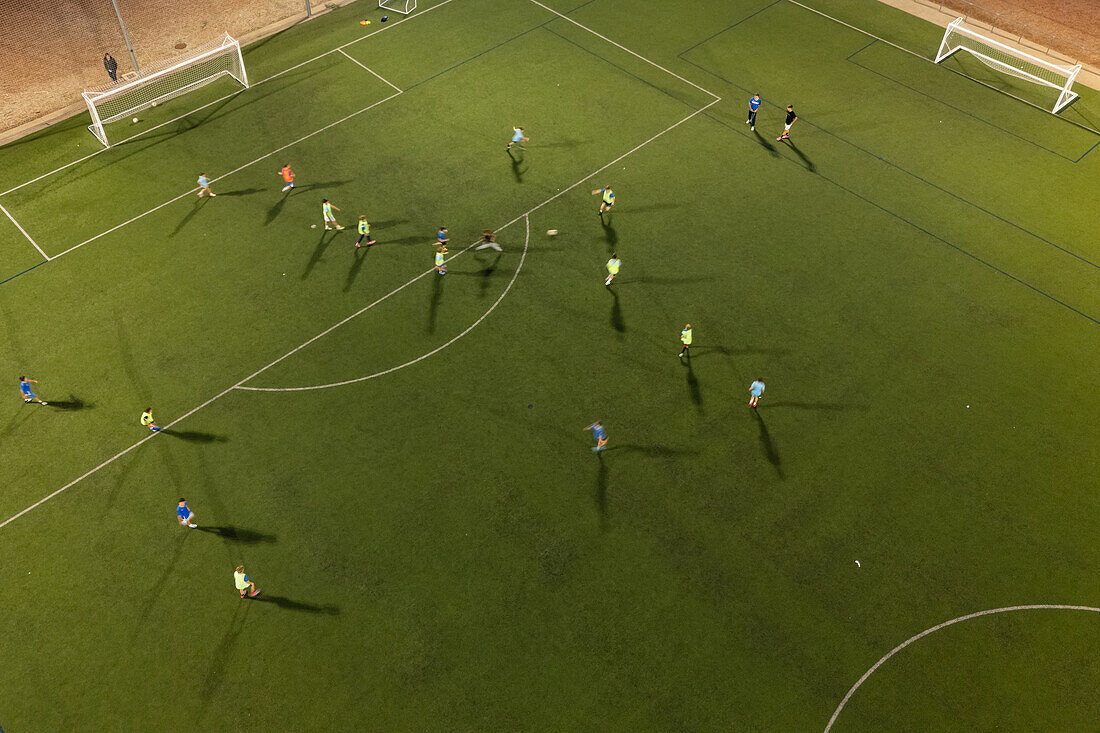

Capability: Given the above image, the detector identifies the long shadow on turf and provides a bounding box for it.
[285,179,354,195]
[508,149,527,183]
[427,273,444,333]
[601,219,618,249]
[136,530,189,628]
[752,127,779,157]
[162,429,228,443]
[595,452,609,530]
[343,244,371,292]
[201,603,250,700]
[251,594,339,615]
[753,409,783,478]
[46,394,91,410]
[608,288,626,333]
[216,187,263,197]
[607,443,696,458]
[170,197,208,237]
[196,525,277,544]
[620,276,716,286]
[264,194,288,226]
[783,140,816,173]
[691,345,789,361]
[684,358,703,408]
[301,230,333,279]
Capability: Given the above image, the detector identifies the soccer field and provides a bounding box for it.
[1,0,1098,728]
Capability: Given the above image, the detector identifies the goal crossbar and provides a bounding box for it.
[82,33,248,146]
[935,18,1081,113]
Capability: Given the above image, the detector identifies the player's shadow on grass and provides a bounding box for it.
[617,202,683,214]
[595,452,609,530]
[170,197,208,237]
[162,429,228,443]
[201,604,249,701]
[427,274,444,334]
[370,219,410,229]
[608,289,626,333]
[753,409,783,478]
[477,252,502,297]
[620,275,716,286]
[784,140,816,173]
[47,394,91,410]
[607,443,696,458]
[691,345,790,361]
[216,187,262,197]
[343,244,371,292]
[385,236,432,246]
[752,127,779,157]
[252,594,339,615]
[601,219,618,249]
[508,150,527,182]
[301,230,333,280]
[264,195,288,226]
[684,358,703,407]
[196,525,277,544]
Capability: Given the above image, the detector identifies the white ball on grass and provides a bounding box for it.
[546,229,558,236]
[132,117,139,123]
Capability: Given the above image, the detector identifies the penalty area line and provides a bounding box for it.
[0,203,49,261]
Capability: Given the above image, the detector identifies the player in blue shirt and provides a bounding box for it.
[176,498,197,528]
[749,378,766,408]
[507,125,529,151]
[585,421,608,452]
[746,94,761,130]
[437,227,449,249]
[19,376,46,405]
[196,173,216,198]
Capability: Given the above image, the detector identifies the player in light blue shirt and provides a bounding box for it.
[749,378,766,408]
[746,94,761,130]
[197,173,216,198]
[176,498,197,528]
[585,421,607,452]
[507,126,528,151]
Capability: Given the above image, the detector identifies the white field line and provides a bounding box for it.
[0,0,456,200]
[824,604,1100,731]
[785,0,927,61]
[526,0,720,101]
[0,93,717,530]
[338,49,404,92]
[50,88,402,260]
[0,203,49,260]
[240,215,530,391]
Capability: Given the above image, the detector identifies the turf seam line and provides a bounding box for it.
[785,0,1100,137]
[49,89,402,260]
[825,604,1100,731]
[526,0,720,101]
[336,49,404,92]
[0,0,458,199]
[239,214,531,391]
[0,203,49,261]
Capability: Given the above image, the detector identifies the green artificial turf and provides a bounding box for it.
[0,0,1098,729]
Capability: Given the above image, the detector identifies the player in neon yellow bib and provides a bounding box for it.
[605,254,620,286]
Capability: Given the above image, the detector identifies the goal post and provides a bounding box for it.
[934,18,1081,114]
[81,33,248,147]
[379,0,417,16]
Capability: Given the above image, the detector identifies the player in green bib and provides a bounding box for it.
[679,323,692,358]
[356,215,375,248]
[591,185,615,215]
[605,254,620,286]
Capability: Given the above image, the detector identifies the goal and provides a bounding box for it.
[379,0,417,15]
[82,33,248,147]
[934,18,1081,114]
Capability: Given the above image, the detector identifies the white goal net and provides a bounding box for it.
[379,0,417,15]
[82,33,248,147]
[934,18,1081,113]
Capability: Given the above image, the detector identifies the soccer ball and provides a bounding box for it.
[132,117,139,123]
[151,101,157,107]
[310,224,317,229]
[547,229,558,236]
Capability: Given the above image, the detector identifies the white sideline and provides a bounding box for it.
[824,604,1100,731]
[0,0,457,200]
[0,203,49,261]
[527,0,720,101]
[240,215,530,391]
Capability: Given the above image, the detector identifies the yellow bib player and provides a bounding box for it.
[604,254,620,286]
[680,323,692,358]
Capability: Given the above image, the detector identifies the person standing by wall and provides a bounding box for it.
[104,53,119,82]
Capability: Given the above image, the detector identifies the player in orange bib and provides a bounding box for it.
[279,164,295,192]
